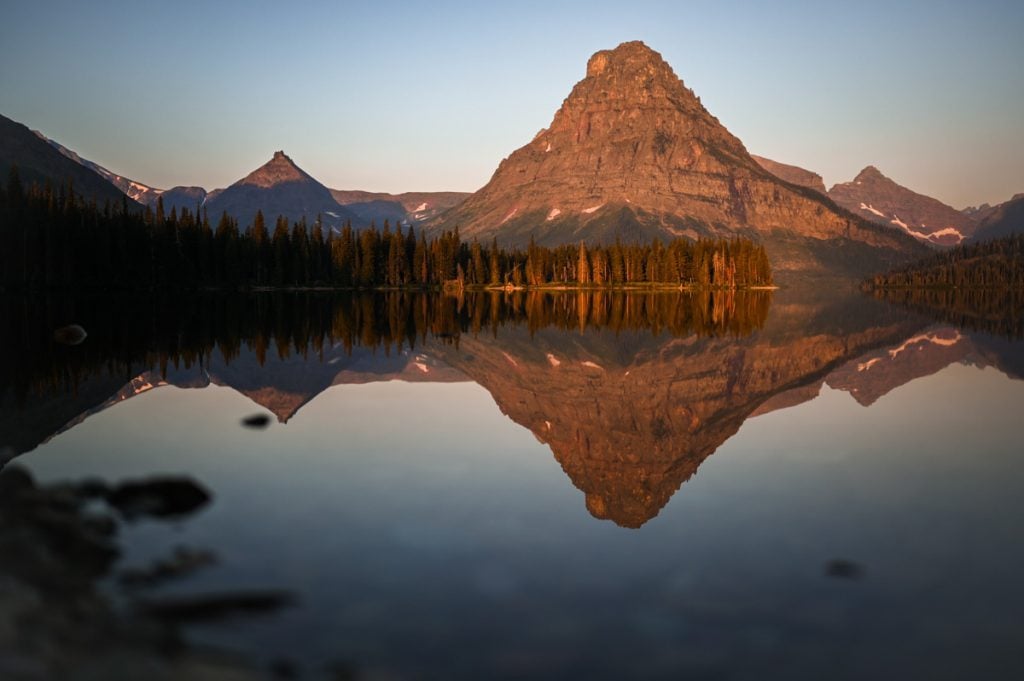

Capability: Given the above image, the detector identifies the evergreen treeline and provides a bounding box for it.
[867,288,1024,340]
[865,234,1024,289]
[1,168,772,291]
[1,290,772,405]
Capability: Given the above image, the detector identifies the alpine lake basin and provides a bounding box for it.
[1,287,1023,680]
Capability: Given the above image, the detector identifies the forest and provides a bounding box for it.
[865,234,1024,289]
[0,169,773,291]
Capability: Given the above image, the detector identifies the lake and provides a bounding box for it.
[1,289,1023,680]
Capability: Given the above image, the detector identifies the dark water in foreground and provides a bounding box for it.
[2,290,1023,680]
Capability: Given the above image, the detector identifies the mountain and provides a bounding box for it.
[828,166,977,246]
[158,186,208,214]
[751,155,827,194]
[0,113,139,208]
[8,289,1024,527]
[39,133,164,205]
[203,151,357,230]
[962,202,999,223]
[427,41,926,277]
[331,190,471,226]
[970,194,1024,242]
[825,326,973,406]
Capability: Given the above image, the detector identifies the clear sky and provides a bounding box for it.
[1,0,1022,208]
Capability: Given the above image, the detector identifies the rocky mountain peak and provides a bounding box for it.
[428,42,926,274]
[238,150,309,188]
[585,40,674,78]
[829,165,977,245]
[854,165,888,183]
[552,40,714,137]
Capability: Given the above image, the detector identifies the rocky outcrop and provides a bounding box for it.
[828,166,978,246]
[751,155,827,194]
[429,41,926,276]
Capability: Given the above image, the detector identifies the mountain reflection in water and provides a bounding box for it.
[2,289,1024,679]
[3,289,1023,528]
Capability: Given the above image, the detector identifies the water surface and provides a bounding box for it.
[2,290,1022,680]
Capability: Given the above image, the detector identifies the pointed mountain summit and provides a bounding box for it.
[204,151,356,230]
[828,165,978,246]
[239,150,312,188]
[429,41,926,275]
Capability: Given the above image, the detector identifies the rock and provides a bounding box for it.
[105,477,211,520]
[136,591,294,623]
[118,546,218,588]
[53,324,87,346]
[240,414,271,429]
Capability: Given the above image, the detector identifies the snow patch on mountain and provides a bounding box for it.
[888,330,963,360]
[860,202,886,218]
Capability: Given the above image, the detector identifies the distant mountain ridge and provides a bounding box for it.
[427,41,927,277]
[39,133,164,205]
[0,113,141,209]
[330,189,470,226]
[828,166,978,246]
[15,120,468,229]
[970,194,1024,242]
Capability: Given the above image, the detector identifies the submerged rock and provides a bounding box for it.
[240,413,271,429]
[53,324,88,346]
[106,477,211,521]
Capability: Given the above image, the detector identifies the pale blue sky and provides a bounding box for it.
[2,0,1022,207]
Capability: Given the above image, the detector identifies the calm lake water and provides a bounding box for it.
[2,289,1023,680]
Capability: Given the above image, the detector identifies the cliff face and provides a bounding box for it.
[751,155,827,195]
[430,41,926,275]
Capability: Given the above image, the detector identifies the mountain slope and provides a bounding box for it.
[970,194,1024,242]
[0,113,139,208]
[828,166,977,246]
[331,190,470,226]
[158,186,208,214]
[204,151,357,230]
[751,155,827,194]
[39,133,164,205]
[428,41,926,276]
